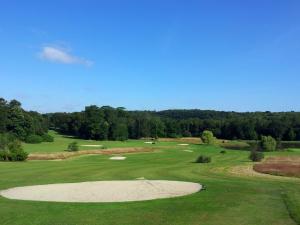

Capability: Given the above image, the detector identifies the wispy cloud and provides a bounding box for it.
[39,46,93,66]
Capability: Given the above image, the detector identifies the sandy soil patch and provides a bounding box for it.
[0,180,202,203]
[81,145,103,147]
[109,156,126,160]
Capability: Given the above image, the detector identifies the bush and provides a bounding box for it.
[201,130,216,145]
[195,155,211,163]
[0,139,28,161]
[8,139,23,151]
[261,136,277,151]
[0,150,9,161]
[220,150,226,154]
[9,149,28,161]
[25,134,43,144]
[68,142,79,151]
[249,151,264,162]
[42,133,54,142]
[0,133,16,150]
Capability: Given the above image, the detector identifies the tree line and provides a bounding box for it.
[0,97,50,161]
[0,98,48,140]
[48,106,300,141]
[1,97,300,142]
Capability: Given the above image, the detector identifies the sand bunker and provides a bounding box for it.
[178,144,189,146]
[144,141,153,144]
[0,180,202,203]
[109,156,126,160]
[81,145,103,147]
[183,150,193,152]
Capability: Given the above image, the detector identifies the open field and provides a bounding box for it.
[0,132,300,225]
[23,131,179,154]
[27,147,156,160]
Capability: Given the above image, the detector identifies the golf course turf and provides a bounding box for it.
[0,132,300,225]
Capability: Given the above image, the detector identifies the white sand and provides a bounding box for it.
[81,145,103,147]
[0,180,202,203]
[109,156,126,160]
[178,144,189,146]
[183,150,193,152]
[144,142,153,144]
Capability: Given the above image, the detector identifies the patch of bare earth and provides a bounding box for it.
[253,156,300,178]
[28,147,155,160]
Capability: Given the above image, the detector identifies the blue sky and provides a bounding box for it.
[1,0,300,112]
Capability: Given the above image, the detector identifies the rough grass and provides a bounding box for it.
[218,140,251,150]
[159,137,202,144]
[254,156,300,178]
[28,147,155,160]
[23,131,179,154]
[0,133,299,225]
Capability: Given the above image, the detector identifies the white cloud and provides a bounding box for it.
[39,46,93,66]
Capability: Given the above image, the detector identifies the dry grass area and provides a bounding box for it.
[159,137,201,144]
[229,164,274,178]
[28,147,155,160]
[217,140,251,150]
[254,156,300,178]
[158,137,251,150]
[228,164,298,181]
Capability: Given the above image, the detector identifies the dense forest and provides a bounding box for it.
[48,106,300,141]
[0,98,48,140]
[0,98,49,161]
[1,97,300,142]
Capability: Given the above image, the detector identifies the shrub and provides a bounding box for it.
[0,139,28,161]
[249,151,264,162]
[0,134,8,150]
[0,133,16,150]
[8,139,23,151]
[9,149,28,161]
[201,130,215,145]
[25,134,43,144]
[195,155,211,163]
[0,150,9,161]
[261,136,277,151]
[42,133,54,142]
[68,142,79,151]
[220,150,226,154]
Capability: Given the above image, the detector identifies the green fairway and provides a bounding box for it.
[1,134,300,225]
[23,131,179,153]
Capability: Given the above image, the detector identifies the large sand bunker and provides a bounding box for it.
[0,180,201,203]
